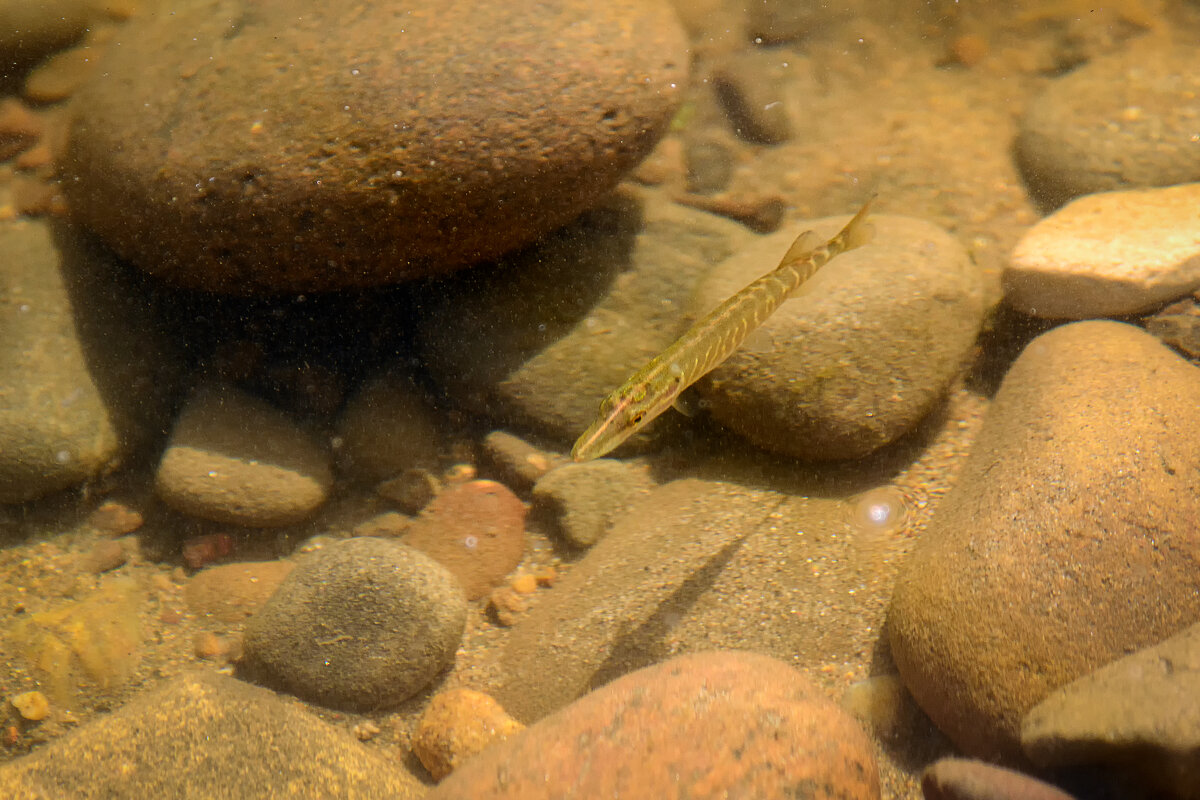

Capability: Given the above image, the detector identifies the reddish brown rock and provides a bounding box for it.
[404,480,526,600]
[61,0,687,292]
[184,561,295,622]
[428,651,880,799]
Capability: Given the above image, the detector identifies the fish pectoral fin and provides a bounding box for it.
[777,230,822,267]
[672,386,706,418]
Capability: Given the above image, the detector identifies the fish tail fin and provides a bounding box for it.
[839,196,876,251]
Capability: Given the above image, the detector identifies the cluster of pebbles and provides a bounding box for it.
[3,1,1200,799]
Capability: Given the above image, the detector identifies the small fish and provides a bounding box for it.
[571,198,875,462]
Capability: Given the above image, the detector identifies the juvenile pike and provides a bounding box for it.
[571,198,875,462]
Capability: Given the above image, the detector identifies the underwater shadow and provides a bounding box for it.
[589,530,751,691]
[646,387,960,499]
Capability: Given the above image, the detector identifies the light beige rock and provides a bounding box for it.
[155,382,332,526]
[1005,184,1200,318]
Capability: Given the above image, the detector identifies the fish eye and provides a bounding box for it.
[630,411,645,424]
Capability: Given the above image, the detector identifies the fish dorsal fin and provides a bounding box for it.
[841,196,876,250]
[777,230,821,267]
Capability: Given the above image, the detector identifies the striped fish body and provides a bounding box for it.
[571,199,874,462]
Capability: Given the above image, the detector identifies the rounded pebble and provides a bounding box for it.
[80,539,127,574]
[922,757,1077,800]
[404,480,526,601]
[531,460,653,548]
[242,537,467,711]
[889,321,1200,760]
[86,501,144,536]
[183,561,296,623]
[0,222,179,503]
[335,368,442,485]
[10,690,50,722]
[155,382,333,527]
[693,213,983,460]
[412,688,525,781]
[1004,184,1200,319]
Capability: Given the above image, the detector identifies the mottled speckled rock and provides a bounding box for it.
[531,459,653,548]
[403,480,526,600]
[1022,620,1200,798]
[242,537,466,711]
[0,671,425,799]
[430,651,879,800]
[888,321,1200,761]
[61,0,687,292]
[155,382,332,526]
[0,221,180,503]
[1005,184,1200,319]
[1016,43,1200,209]
[335,367,442,484]
[922,758,1076,800]
[417,191,754,453]
[692,213,983,461]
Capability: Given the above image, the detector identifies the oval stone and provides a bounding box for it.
[691,213,983,461]
[888,321,1200,761]
[1016,44,1200,209]
[242,537,467,711]
[60,0,688,292]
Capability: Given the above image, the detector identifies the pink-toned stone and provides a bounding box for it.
[404,480,526,600]
[429,651,880,799]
